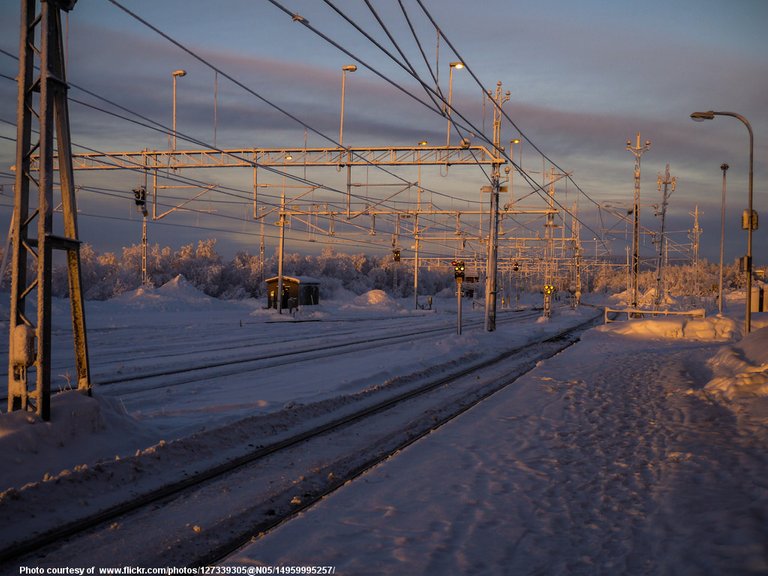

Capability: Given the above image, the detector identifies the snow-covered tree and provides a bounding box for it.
[36,236,758,304]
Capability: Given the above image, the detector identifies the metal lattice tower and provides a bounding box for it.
[8,0,90,420]
[626,133,651,309]
[690,205,702,296]
[654,164,675,307]
[484,81,509,332]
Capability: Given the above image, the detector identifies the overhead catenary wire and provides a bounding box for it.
[0,106,482,258]
[0,46,480,244]
[294,0,608,247]
[4,12,540,242]
[57,35,486,243]
[69,189,466,260]
[412,0,608,242]
[101,1,478,211]
[266,0,601,244]
[0,62,483,250]
[1,5,612,262]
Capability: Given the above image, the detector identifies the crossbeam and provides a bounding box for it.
[50,144,503,171]
[272,206,556,218]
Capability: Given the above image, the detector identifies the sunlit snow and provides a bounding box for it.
[0,277,767,573]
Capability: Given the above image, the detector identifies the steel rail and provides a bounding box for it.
[91,309,540,390]
[0,308,595,567]
[0,310,538,404]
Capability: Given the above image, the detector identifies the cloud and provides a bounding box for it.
[1,0,765,263]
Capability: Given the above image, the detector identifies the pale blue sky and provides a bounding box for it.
[0,0,766,264]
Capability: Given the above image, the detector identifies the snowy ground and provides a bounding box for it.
[0,278,580,490]
[225,317,768,575]
[1,279,767,573]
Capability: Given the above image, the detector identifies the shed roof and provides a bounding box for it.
[265,275,321,285]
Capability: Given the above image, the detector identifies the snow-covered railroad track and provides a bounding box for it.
[1,313,453,383]
[0,309,540,407]
[95,309,542,393]
[0,309,601,570]
[87,312,454,369]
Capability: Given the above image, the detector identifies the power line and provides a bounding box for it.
[279,2,598,267]
[267,0,588,230]
[275,0,496,186]
[412,0,608,243]
[103,0,476,211]
[2,110,489,254]
[2,6,607,263]
[3,46,471,230]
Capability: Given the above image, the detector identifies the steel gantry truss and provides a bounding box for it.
[59,143,574,322]
[53,130,575,333]
[45,144,501,171]
[57,143,507,225]
[8,0,90,421]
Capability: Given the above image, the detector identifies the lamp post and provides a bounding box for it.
[339,65,357,146]
[510,138,521,164]
[691,110,754,333]
[509,138,520,206]
[446,61,464,147]
[719,162,729,316]
[171,69,186,151]
[414,140,428,309]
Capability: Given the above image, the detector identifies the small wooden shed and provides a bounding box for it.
[265,275,321,309]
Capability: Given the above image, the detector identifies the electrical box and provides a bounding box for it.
[742,209,758,230]
[751,287,765,313]
[12,324,36,367]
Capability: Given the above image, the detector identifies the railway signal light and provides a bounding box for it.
[393,249,400,262]
[133,186,148,217]
[543,284,555,295]
[451,260,465,279]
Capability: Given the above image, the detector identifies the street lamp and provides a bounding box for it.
[414,140,428,309]
[171,69,187,150]
[510,138,521,164]
[691,110,754,333]
[446,61,464,147]
[719,162,729,316]
[339,64,357,146]
[509,138,521,205]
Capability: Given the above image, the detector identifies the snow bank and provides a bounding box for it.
[609,288,682,309]
[0,390,154,489]
[705,326,768,402]
[342,289,403,313]
[110,275,229,312]
[598,314,738,341]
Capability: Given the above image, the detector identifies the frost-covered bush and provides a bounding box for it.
[6,238,743,303]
